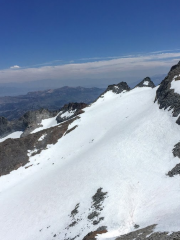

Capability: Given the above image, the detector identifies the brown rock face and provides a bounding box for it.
[82,227,107,240]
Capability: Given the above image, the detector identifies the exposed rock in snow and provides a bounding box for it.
[56,102,87,123]
[167,142,180,177]
[135,77,155,88]
[99,82,130,98]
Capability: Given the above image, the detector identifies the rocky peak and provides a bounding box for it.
[135,77,155,88]
[104,82,130,95]
[60,102,87,112]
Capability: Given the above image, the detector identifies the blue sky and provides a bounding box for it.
[0,0,180,86]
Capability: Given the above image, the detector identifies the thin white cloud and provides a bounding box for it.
[10,65,20,69]
[1,50,180,84]
[23,59,62,68]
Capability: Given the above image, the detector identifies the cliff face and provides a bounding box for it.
[155,61,180,122]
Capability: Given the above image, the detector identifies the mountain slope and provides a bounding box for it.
[0,69,180,240]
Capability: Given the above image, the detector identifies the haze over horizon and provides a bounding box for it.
[1,0,180,92]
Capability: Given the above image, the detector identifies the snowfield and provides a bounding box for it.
[0,87,180,240]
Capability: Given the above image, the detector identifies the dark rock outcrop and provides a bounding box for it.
[87,188,107,226]
[56,102,87,123]
[0,117,78,176]
[155,61,180,120]
[168,163,180,177]
[135,77,155,88]
[104,82,130,94]
[172,142,180,159]
[96,82,130,102]
[168,142,180,177]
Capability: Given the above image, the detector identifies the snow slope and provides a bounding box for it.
[0,87,180,240]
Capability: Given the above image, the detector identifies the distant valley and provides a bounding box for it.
[0,86,104,120]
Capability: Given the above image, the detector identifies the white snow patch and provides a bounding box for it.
[61,110,76,118]
[143,81,149,86]
[31,116,58,134]
[0,131,23,142]
[38,134,47,141]
[170,74,180,95]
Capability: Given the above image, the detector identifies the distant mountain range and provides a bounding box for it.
[0,86,104,120]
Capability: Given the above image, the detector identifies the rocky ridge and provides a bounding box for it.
[103,81,131,95]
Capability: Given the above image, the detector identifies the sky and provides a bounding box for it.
[0,0,180,89]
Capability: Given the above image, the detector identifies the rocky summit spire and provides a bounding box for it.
[135,77,155,88]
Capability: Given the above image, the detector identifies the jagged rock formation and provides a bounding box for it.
[0,117,78,176]
[0,109,58,138]
[135,77,155,88]
[104,82,130,94]
[155,61,180,122]
[56,102,87,123]
[96,82,130,102]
